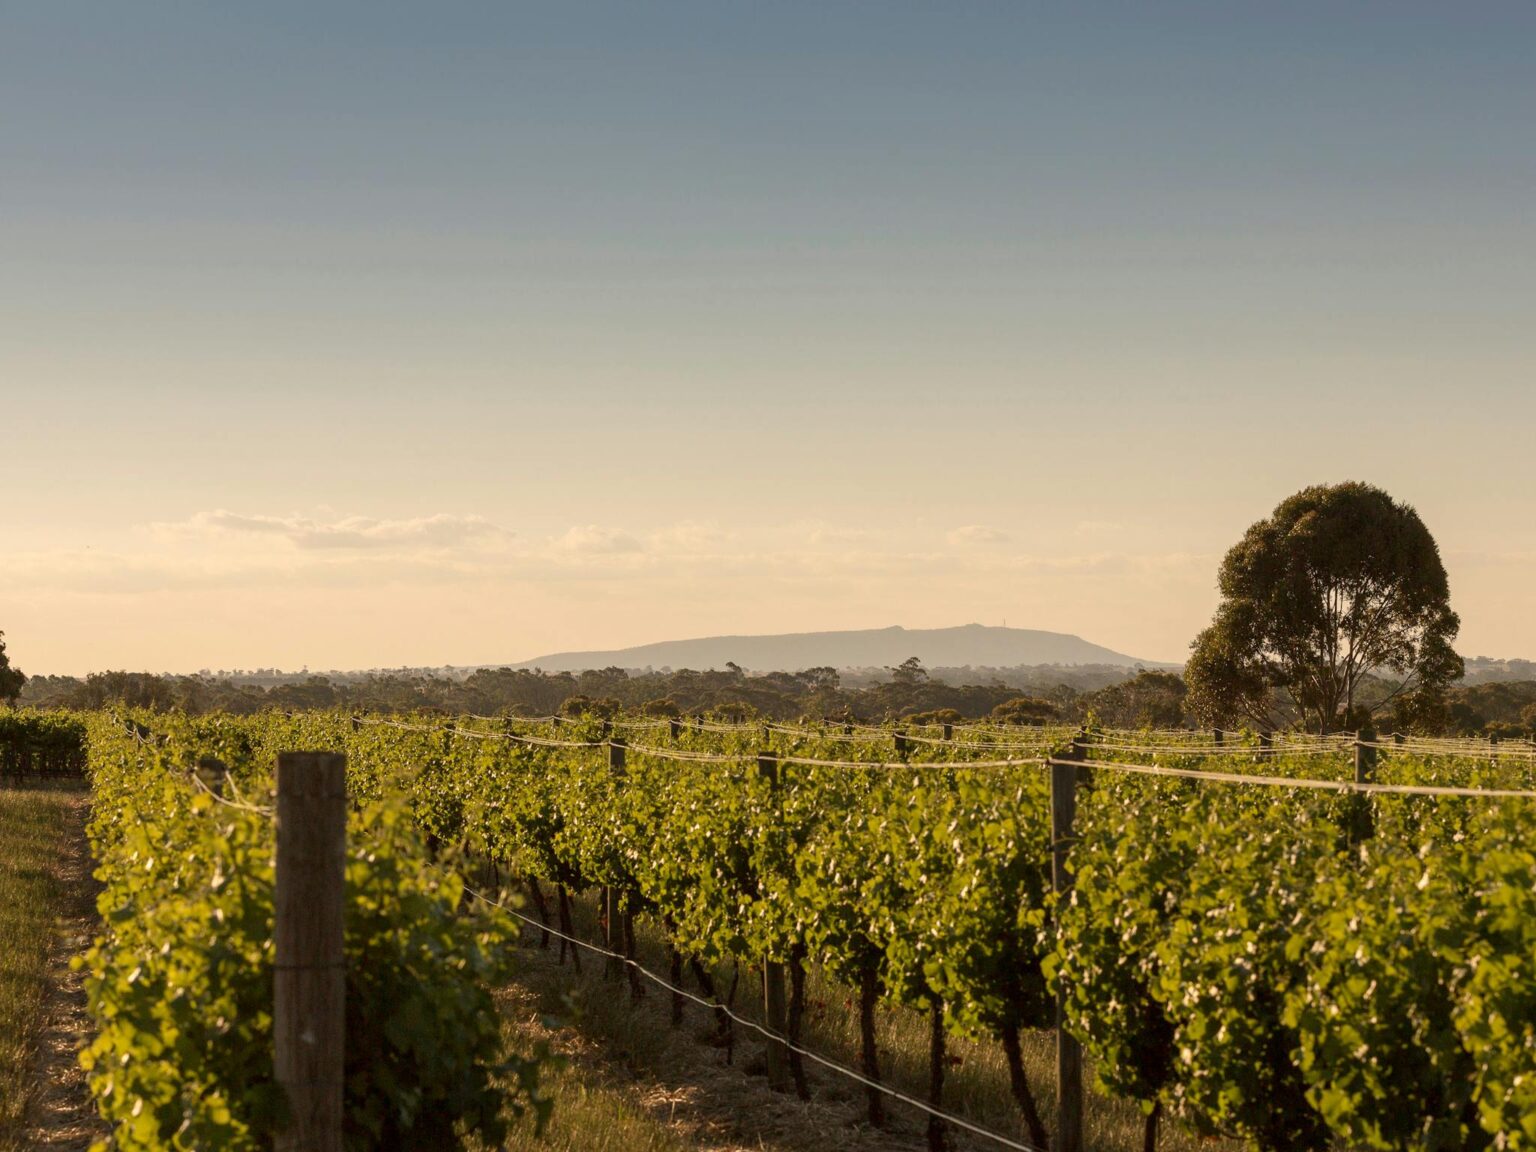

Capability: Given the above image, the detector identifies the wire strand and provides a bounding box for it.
[1069,757,1536,799]
[457,881,1047,1152]
[188,770,275,816]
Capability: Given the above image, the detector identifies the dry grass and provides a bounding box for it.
[494,982,698,1152]
[0,787,91,1151]
[492,892,1240,1152]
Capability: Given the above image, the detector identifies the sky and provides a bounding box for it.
[3,3,1534,674]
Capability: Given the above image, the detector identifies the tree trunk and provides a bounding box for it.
[689,958,730,1041]
[724,963,740,1066]
[1142,1098,1162,1152]
[669,946,685,1025]
[526,876,552,949]
[1000,1021,1050,1151]
[622,905,643,1001]
[787,942,809,1099]
[660,915,685,1023]
[927,999,947,1152]
[556,883,580,974]
[603,887,620,981]
[858,963,885,1127]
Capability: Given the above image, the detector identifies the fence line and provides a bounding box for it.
[625,742,742,764]
[358,716,605,750]
[777,753,1041,770]
[188,771,275,816]
[1070,757,1536,799]
[457,881,1047,1152]
[354,715,1536,786]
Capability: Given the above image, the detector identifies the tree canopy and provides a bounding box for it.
[1081,669,1187,729]
[1186,482,1462,733]
[0,632,24,704]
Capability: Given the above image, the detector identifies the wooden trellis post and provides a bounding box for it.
[1354,733,1375,784]
[1051,741,1085,1152]
[757,751,791,1092]
[604,740,627,977]
[274,752,347,1152]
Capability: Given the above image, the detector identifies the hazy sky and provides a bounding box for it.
[4,3,1534,674]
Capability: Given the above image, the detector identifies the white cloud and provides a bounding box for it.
[161,510,515,552]
[798,520,876,547]
[1073,520,1127,538]
[551,525,645,555]
[647,520,729,552]
[2,510,1218,609]
[946,524,1010,546]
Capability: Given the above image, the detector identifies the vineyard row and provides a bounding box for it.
[78,710,1536,1152]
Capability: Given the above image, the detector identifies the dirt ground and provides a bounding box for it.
[22,795,105,1152]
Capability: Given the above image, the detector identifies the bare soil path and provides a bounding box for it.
[22,795,105,1152]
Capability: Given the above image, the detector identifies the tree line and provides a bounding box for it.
[13,660,1088,724]
[11,661,1536,735]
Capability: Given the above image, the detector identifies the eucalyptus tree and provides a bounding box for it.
[0,631,24,705]
[1186,482,1462,733]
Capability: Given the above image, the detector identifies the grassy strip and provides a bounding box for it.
[494,982,693,1152]
[0,787,77,1150]
[494,893,1240,1152]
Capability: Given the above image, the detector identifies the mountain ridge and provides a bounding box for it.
[497,624,1170,674]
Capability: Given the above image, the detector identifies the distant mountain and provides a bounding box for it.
[502,624,1164,674]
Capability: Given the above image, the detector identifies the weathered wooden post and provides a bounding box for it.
[1212,727,1224,748]
[1350,731,1378,845]
[941,721,954,741]
[1353,733,1373,785]
[274,752,347,1152]
[1051,740,1084,1152]
[893,729,909,759]
[1257,730,1272,758]
[604,739,627,976]
[668,717,682,740]
[757,751,791,1092]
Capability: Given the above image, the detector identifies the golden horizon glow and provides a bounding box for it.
[4,5,1533,673]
